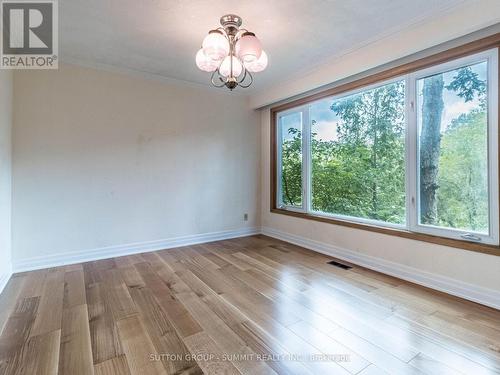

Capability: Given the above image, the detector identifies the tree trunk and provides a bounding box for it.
[420,75,444,224]
[281,172,294,206]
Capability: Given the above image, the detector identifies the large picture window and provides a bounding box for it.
[310,79,406,225]
[274,47,499,248]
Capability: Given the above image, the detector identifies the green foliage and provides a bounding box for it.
[312,81,406,223]
[421,65,488,230]
[279,66,488,232]
[280,128,302,206]
[445,66,486,102]
[436,110,488,232]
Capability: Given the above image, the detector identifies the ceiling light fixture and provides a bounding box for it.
[195,14,268,90]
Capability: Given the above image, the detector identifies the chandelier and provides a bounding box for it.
[195,14,268,90]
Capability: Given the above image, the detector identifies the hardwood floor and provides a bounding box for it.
[0,235,499,375]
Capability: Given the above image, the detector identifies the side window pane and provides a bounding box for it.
[310,80,406,224]
[279,112,303,207]
[417,61,489,233]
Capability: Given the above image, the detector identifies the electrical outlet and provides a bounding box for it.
[243,213,248,221]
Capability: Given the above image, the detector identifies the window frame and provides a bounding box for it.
[409,50,499,245]
[276,106,307,212]
[270,33,500,256]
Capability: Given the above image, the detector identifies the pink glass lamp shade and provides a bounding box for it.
[202,30,229,61]
[235,32,262,63]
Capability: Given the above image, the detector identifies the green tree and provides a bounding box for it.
[281,127,302,206]
[279,65,487,231]
[420,66,486,225]
[437,110,488,231]
[312,80,406,223]
[420,75,445,224]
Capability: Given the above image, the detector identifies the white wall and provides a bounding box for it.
[0,70,13,291]
[12,64,260,267]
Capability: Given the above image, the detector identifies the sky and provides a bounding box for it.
[281,60,487,143]
[428,60,486,131]
[281,112,302,141]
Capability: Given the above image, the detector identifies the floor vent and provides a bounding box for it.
[327,260,352,270]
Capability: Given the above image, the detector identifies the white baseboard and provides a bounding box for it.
[8,225,500,310]
[12,227,259,273]
[0,263,12,295]
[261,226,500,310]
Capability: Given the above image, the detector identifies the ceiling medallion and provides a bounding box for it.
[196,14,268,90]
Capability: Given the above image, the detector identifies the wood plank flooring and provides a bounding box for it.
[0,235,499,375]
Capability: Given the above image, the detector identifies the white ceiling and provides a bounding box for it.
[60,0,468,92]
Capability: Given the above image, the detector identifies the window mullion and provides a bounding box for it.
[487,49,499,244]
[406,73,418,232]
[302,107,311,213]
